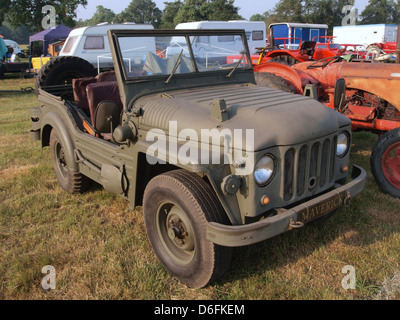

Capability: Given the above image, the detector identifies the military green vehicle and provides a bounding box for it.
[30,29,366,288]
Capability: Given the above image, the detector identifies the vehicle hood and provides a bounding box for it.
[137,83,350,151]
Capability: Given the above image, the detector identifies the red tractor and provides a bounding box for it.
[227,36,343,66]
[256,36,342,65]
[254,57,400,198]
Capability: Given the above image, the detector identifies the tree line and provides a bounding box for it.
[75,0,243,29]
[0,0,399,42]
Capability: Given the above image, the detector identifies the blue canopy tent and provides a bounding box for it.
[29,25,71,56]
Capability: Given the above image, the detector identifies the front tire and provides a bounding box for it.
[143,170,232,288]
[371,128,400,198]
[49,129,89,193]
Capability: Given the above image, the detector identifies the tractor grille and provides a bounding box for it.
[283,136,337,201]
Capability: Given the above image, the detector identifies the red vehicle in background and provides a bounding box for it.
[227,36,344,66]
[312,36,343,60]
[254,57,400,198]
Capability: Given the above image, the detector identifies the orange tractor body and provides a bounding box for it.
[254,58,400,197]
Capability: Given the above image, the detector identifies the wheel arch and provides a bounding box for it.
[254,62,304,94]
[41,111,79,173]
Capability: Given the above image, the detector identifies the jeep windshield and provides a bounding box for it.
[111,30,252,81]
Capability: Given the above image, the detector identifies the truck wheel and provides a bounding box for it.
[143,170,232,288]
[371,128,400,198]
[35,56,96,94]
[255,72,296,93]
[49,129,89,193]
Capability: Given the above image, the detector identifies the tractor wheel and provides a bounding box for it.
[370,128,400,198]
[143,169,232,288]
[254,72,296,93]
[35,56,97,95]
[269,55,299,66]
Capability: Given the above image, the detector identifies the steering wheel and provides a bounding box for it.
[307,56,343,69]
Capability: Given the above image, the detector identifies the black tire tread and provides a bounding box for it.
[50,129,90,194]
[35,56,97,94]
[370,128,400,198]
[143,169,232,288]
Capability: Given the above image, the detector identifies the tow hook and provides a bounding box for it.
[343,192,351,207]
[289,218,304,229]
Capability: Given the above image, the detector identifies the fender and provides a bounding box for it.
[41,111,79,173]
[254,62,304,94]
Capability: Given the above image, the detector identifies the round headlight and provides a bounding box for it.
[337,132,350,157]
[254,155,275,186]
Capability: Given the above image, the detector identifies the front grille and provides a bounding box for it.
[283,136,337,201]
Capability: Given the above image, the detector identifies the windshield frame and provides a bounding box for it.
[108,29,253,84]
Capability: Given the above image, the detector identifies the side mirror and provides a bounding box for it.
[94,101,120,134]
[334,78,346,110]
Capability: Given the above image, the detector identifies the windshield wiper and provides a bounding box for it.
[165,49,184,84]
[226,53,245,79]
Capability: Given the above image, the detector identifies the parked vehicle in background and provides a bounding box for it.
[174,21,266,55]
[270,23,329,45]
[49,40,66,57]
[333,24,398,46]
[59,23,154,73]
[4,39,24,57]
[236,35,341,67]
[312,36,343,60]
[254,58,400,198]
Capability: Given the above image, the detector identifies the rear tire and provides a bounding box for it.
[371,128,400,198]
[49,129,90,193]
[143,170,232,288]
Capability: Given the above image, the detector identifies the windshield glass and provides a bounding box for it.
[116,32,251,80]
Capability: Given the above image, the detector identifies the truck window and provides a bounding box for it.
[252,31,264,41]
[84,36,105,50]
[63,36,78,54]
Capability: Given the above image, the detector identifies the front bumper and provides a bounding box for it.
[207,165,366,247]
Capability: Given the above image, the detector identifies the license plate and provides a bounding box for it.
[298,192,346,223]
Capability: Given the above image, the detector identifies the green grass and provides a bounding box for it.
[0,77,399,300]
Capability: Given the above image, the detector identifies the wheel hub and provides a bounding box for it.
[166,213,194,251]
[382,142,400,189]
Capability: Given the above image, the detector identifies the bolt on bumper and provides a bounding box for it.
[206,165,366,247]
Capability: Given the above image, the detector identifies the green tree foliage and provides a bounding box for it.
[75,5,117,27]
[0,21,30,43]
[361,0,399,24]
[87,5,116,25]
[161,1,183,29]
[1,0,88,32]
[172,0,243,27]
[115,0,162,28]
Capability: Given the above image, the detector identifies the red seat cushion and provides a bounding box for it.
[96,71,117,82]
[72,77,97,113]
[86,81,123,124]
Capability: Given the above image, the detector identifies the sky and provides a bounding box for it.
[76,0,371,21]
